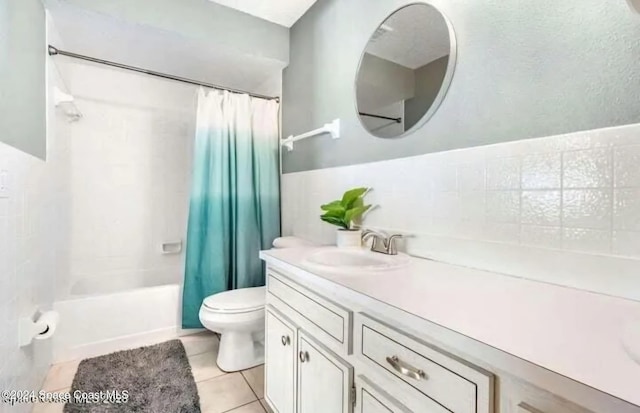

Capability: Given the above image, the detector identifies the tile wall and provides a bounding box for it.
[0,35,198,412]
[58,60,197,298]
[0,47,72,412]
[281,123,640,301]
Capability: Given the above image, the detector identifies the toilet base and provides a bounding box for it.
[217,330,265,372]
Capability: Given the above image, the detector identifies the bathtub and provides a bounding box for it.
[53,272,190,363]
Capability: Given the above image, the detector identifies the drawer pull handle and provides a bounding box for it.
[517,402,545,413]
[281,335,290,346]
[299,351,309,363]
[386,356,427,381]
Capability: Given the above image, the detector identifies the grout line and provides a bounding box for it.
[220,399,264,413]
[195,372,228,384]
[240,368,261,401]
[516,155,522,244]
[559,150,565,249]
[609,146,616,254]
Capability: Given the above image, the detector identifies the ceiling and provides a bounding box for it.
[209,0,318,27]
[47,0,286,97]
[365,4,451,70]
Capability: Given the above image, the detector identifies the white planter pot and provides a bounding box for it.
[336,229,362,248]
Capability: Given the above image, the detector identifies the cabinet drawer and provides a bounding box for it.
[504,376,595,413]
[267,269,352,352]
[355,313,493,413]
[357,376,412,413]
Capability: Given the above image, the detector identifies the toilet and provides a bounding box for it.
[199,286,267,372]
[199,237,314,372]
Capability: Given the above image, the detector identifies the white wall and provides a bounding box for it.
[0,17,72,408]
[56,60,197,298]
[0,0,47,159]
[282,123,640,302]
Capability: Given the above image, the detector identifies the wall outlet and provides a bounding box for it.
[0,170,10,198]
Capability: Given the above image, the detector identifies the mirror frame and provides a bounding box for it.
[354,1,458,139]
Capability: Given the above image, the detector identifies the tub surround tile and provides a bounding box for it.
[66,64,194,295]
[197,373,257,413]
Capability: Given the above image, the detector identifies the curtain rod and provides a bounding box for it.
[358,112,402,123]
[48,45,280,102]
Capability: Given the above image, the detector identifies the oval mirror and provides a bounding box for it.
[355,3,456,139]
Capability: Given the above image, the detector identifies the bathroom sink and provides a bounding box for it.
[301,247,410,274]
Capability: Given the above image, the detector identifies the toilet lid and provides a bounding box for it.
[203,286,266,314]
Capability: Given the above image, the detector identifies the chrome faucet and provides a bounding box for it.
[361,229,403,255]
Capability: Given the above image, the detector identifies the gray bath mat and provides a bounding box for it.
[64,340,200,413]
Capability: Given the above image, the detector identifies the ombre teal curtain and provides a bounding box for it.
[182,88,280,328]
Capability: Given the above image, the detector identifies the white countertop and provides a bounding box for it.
[260,246,640,407]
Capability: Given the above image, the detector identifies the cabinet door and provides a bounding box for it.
[297,330,354,413]
[265,306,297,413]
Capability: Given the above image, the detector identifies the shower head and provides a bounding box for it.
[53,87,83,122]
[54,87,74,106]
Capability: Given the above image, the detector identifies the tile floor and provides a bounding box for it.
[32,333,272,413]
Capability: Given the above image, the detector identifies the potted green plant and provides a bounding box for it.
[320,187,372,248]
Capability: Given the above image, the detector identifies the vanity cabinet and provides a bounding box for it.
[265,266,489,413]
[263,261,640,413]
[265,300,354,413]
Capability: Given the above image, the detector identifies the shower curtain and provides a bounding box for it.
[182,88,280,328]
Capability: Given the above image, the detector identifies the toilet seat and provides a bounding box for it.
[203,286,265,314]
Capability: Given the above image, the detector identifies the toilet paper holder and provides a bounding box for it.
[19,310,59,347]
